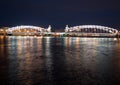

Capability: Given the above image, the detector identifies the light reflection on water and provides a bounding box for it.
[0,36,120,85]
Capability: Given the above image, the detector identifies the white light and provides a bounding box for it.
[67,25,118,34]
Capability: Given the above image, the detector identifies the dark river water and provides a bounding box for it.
[0,36,120,85]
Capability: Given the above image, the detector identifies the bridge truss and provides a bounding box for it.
[65,25,118,37]
[6,25,51,35]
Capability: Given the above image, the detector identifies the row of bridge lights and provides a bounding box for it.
[0,25,119,34]
[65,25,118,34]
[67,28,113,33]
[1,28,114,32]
[7,25,51,33]
[66,28,117,33]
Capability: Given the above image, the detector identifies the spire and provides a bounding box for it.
[47,25,51,32]
[65,25,69,32]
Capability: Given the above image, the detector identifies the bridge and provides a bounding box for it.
[0,25,119,37]
[64,25,119,37]
[6,25,51,36]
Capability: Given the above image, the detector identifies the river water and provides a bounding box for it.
[0,36,120,85]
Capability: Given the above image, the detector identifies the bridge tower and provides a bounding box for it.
[65,25,69,32]
[47,25,51,32]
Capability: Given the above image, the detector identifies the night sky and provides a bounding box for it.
[0,0,120,29]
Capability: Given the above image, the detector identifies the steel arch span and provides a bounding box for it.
[65,25,118,34]
[6,25,51,34]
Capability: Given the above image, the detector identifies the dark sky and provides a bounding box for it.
[0,0,120,29]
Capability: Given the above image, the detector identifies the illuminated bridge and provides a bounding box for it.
[64,25,119,37]
[6,25,51,35]
[2,25,119,37]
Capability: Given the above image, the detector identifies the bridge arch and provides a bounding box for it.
[65,25,118,34]
[6,25,51,34]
